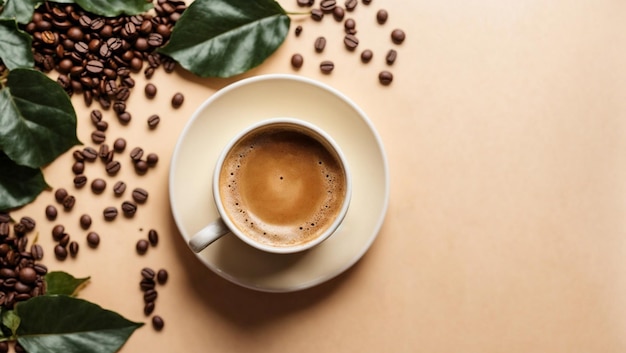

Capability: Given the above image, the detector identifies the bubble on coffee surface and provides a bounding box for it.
[219,126,346,247]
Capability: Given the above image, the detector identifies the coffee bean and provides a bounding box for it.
[291,53,304,69]
[314,37,326,52]
[82,147,98,161]
[113,100,126,114]
[87,231,100,248]
[295,25,303,36]
[79,214,92,230]
[72,161,84,175]
[105,160,121,175]
[362,0,371,4]
[103,206,118,221]
[117,112,131,124]
[311,9,324,21]
[141,267,155,280]
[62,195,75,210]
[91,178,106,194]
[391,29,406,44]
[163,59,176,73]
[361,49,373,63]
[320,60,334,74]
[86,60,103,74]
[134,160,149,174]
[52,224,65,241]
[31,244,44,260]
[91,130,106,144]
[320,0,336,12]
[116,86,130,101]
[296,0,311,6]
[130,147,144,161]
[69,241,79,257]
[98,144,110,161]
[143,288,158,302]
[147,114,160,128]
[54,188,68,203]
[333,6,345,21]
[376,9,388,24]
[33,263,47,275]
[144,66,155,79]
[145,83,157,98]
[148,229,159,246]
[113,138,126,152]
[152,316,164,331]
[144,302,155,316]
[18,267,37,284]
[54,244,68,260]
[140,278,156,291]
[113,181,126,196]
[45,205,58,220]
[171,93,184,108]
[73,175,87,188]
[345,0,357,11]
[136,239,149,254]
[121,201,137,217]
[156,269,168,284]
[59,233,70,247]
[132,188,149,204]
[146,153,159,166]
[344,18,356,33]
[378,70,393,85]
[386,49,397,65]
[344,34,359,50]
[20,217,36,232]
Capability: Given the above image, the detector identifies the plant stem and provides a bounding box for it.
[286,11,311,15]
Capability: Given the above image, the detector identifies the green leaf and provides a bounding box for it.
[0,0,40,24]
[0,68,80,169]
[15,296,143,353]
[1,309,20,339]
[44,272,90,296]
[0,151,48,211]
[158,0,290,78]
[70,0,152,17]
[0,19,34,70]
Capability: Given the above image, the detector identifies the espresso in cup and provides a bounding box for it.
[218,123,347,248]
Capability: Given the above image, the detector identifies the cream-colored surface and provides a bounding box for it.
[11,0,626,351]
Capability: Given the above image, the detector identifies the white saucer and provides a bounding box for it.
[169,74,389,292]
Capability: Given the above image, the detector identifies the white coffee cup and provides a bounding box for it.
[188,118,352,254]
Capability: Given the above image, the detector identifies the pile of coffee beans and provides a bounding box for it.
[291,0,406,85]
[139,266,168,331]
[0,213,48,310]
[25,1,186,110]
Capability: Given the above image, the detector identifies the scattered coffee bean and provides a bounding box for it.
[291,53,304,69]
[156,269,168,284]
[98,144,110,161]
[52,224,65,241]
[113,101,126,114]
[140,278,156,291]
[363,0,371,4]
[376,9,388,24]
[90,109,103,124]
[136,239,149,254]
[295,25,303,36]
[20,217,36,232]
[121,201,137,217]
[105,160,121,175]
[314,36,326,52]
[132,188,149,203]
[378,70,393,85]
[96,120,109,132]
[45,205,58,220]
[146,153,159,166]
[311,8,324,21]
[103,206,118,221]
[72,161,85,174]
[113,138,126,152]
[147,114,160,129]
[59,233,70,247]
[145,83,157,98]
[297,0,312,6]
[82,147,98,161]
[134,160,149,174]
[144,302,155,316]
[344,18,356,34]
[72,150,85,162]
[152,315,164,331]
[320,0,337,12]
[19,267,37,284]
[62,195,76,210]
[87,231,100,248]
[345,0,357,11]
[141,267,155,280]
[386,49,397,65]
[130,147,144,161]
[54,244,68,260]
[54,188,68,203]
[171,93,184,108]
[91,178,106,194]
[391,28,405,44]
[361,49,373,63]
[69,241,79,257]
[320,60,335,74]
[117,112,132,124]
[79,214,92,230]
[344,34,359,50]
[333,6,345,21]
[73,175,88,189]
[30,243,44,261]
[148,229,159,246]
[113,181,126,196]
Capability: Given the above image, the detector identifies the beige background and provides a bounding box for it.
[10,0,626,351]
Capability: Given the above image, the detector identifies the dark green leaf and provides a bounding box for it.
[16,296,143,353]
[48,0,75,3]
[1,309,20,339]
[0,0,40,24]
[44,271,90,296]
[70,0,152,17]
[158,0,290,78]
[0,68,80,169]
[0,151,48,211]
[0,19,34,70]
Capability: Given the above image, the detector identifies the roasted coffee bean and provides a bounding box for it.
[74,41,88,54]
[87,231,100,248]
[73,175,87,188]
[54,188,68,202]
[72,161,85,175]
[90,18,105,31]
[171,93,184,108]
[296,0,311,6]
[146,153,159,166]
[79,214,92,230]
[320,0,336,12]
[311,8,324,21]
[116,86,130,101]
[82,147,98,161]
[117,112,131,124]
[144,302,155,316]
[113,138,126,152]
[0,224,9,239]
[98,96,111,109]
[143,288,157,302]
[113,100,126,114]
[20,216,36,232]
[90,39,103,53]
[132,188,149,203]
[15,282,32,294]
[376,9,388,24]
[66,27,84,41]
[69,241,79,257]
[344,34,359,50]
[52,224,65,241]
[320,60,334,73]
[54,244,68,260]
[33,263,47,275]
[18,267,37,284]
[314,36,326,52]
[105,160,121,175]
[141,267,155,280]
[59,233,70,247]
[105,80,117,96]
[91,130,106,144]
[345,0,357,11]
[163,59,176,73]
[99,43,112,58]
[140,278,156,291]
[136,239,149,254]
[152,316,164,331]
[391,29,406,44]
[148,229,159,246]
[130,147,144,161]
[295,25,303,36]
[42,30,58,45]
[386,49,397,65]
[144,66,155,79]
[103,206,118,221]
[144,83,157,98]
[362,0,371,4]
[31,244,44,260]
[361,49,373,63]
[91,178,106,194]
[156,269,168,284]
[378,70,393,85]
[0,268,16,278]
[147,33,164,47]
[147,114,160,128]
[86,60,104,74]
[90,109,103,124]
[98,144,110,161]
[333,6,345,21]
[344,18,356,34]
[45,205,58,220]
[291,53,304,69]
[134,160,149,174]
[62,195,76,210]
[113,181,126,196]
[13,222,26,237]
[121,201,137,217]
[106,37,123,52]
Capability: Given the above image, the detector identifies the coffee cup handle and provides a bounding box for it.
[188,219,230,253]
